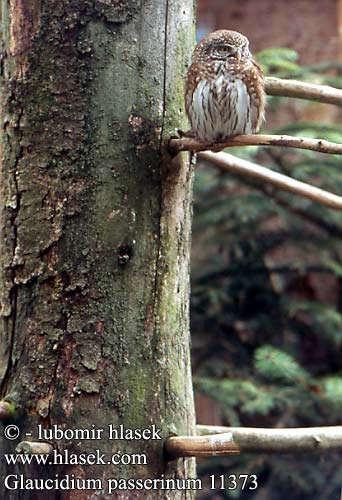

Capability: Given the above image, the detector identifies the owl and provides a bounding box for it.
[185,30,265,143]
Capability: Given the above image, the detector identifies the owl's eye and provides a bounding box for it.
[217,45,230,54]
[211,45,231,59]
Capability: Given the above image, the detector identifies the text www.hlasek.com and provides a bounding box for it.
[5,448,147,466]
[3,423,258,492]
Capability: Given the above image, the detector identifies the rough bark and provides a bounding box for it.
[0,0,196,498]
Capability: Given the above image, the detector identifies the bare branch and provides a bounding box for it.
[197,151,342,211]
[165,426,342,458]
[265,77,342,106]
[169,134,342,155]
[165,432,240,458]
[197,425,342,454]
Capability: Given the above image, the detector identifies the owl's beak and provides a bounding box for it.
[229,47,242,62]
[235,49,242,62]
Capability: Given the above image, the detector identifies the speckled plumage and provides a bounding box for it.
[185,30,265,142]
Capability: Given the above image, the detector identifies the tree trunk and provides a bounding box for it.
[0,1,196,498]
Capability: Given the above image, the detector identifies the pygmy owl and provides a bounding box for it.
[185,30,265,143]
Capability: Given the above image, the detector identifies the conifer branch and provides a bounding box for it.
[256,185,342,237]
[197,151,342,211]
[195,264,337,285]
[169,134,342,155]
[265,77,342,106]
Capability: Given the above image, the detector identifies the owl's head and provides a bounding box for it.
[193,30,252,63]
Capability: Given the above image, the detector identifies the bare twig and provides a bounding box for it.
[196,425,342,454]
[169,134,342,155]
[265,77,342,106]
[165,432,240,459]
[197,151,342,211]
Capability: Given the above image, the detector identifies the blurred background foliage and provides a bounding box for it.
[191,46,342,499]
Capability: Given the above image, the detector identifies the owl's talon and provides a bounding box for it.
[177,129,197,138]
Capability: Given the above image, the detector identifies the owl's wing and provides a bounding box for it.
[184,62,199,118]
[184,62,211,116]
[249,60,266,132]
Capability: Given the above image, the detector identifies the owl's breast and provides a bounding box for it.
[187,71,255,142]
